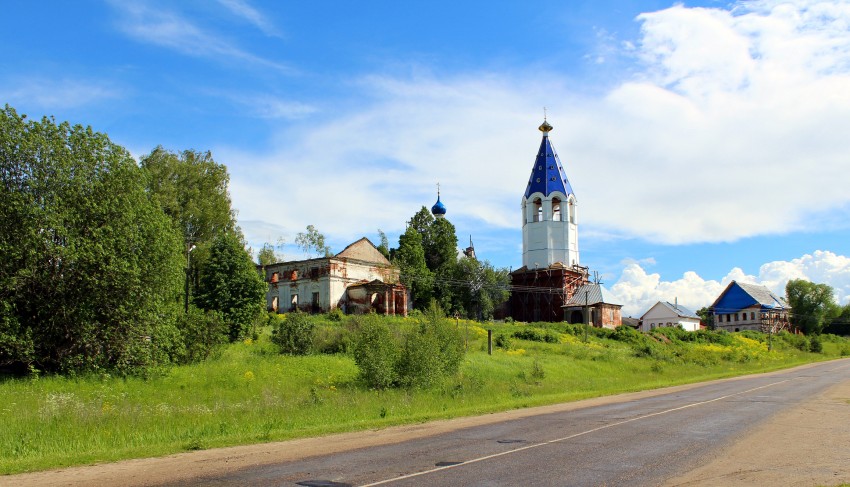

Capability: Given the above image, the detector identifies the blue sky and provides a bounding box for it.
[3,0,849,315]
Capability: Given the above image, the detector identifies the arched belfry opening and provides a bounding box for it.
[552,197,562,222]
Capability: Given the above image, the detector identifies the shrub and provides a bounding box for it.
[512,328,559,343]
[178,307,228,363]
[312,325,352,354]
[271,312,314,355]
[809,335,823,353]
[786,333,810,351]
[494,333,513,350]
[352,316,398,389]
[326,308,345,322]
[397,305,465,388]
[396,324,443,388]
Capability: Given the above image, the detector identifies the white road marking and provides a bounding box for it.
[359,379,791,486]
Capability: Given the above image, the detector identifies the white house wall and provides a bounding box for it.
[640,303,701,332]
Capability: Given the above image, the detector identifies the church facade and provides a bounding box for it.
[262,238,407,316]
[510,119,599,323]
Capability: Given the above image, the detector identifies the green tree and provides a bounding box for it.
[194,232,267,341]
[696,307,715,330]
[424,217,458,272]
[140,147,237,313]
[454,257,510,320]
[786,279,840,335]
[393,225,433,310]
[140,146,236,248]
[0,105,184,373]
[376,229,390,259]
[825,304,850,335]
[257,244,277,267]
[295,225,332,257]
[408,206,434,239]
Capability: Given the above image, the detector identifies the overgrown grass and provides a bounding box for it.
[1,317,845,475]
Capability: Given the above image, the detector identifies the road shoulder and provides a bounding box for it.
[665,367,850,487]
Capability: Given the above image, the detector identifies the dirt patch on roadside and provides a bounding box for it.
[665,377,850,487]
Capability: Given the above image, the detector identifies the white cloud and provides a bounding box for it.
[0,77,120,110]
[226,0,850,252]
[611,250,850,317]
[109,1,291,72]
[216,0,281,37]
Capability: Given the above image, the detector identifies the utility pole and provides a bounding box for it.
[184,243,196,313]
[584,290,589,342]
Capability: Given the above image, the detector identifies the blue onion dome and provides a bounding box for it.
[431,195,446,217]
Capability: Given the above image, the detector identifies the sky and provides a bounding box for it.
[3,0,849,316]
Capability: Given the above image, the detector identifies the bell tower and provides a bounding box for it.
[521,118,579,269]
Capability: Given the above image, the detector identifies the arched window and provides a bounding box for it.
[533,198,543,222]
[552,197,562,221]
[568,199,576,224]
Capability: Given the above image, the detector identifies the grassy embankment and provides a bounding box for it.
[2,314,847,475]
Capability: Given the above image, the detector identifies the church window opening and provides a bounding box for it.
[552,197,562,221]
[291,294,298,311]
[272,296,279,312]
[533,198,543,222]
[568,200,576,223]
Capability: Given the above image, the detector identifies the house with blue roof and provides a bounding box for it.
[639,301,702,332]
[710,281,791,332]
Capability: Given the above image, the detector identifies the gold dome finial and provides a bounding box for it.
[539,107,553,133]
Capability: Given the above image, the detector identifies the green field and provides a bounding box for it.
[1,315,845,475]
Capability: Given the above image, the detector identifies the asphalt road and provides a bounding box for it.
[167,360,850,487]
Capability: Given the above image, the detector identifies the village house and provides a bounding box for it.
[261,238,407,316]
[562,283,623,328]
[710,280,791,332]
[639,301,702,332]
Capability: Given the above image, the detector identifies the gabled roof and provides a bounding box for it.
[641,301,700,320]
[711,280,788,313]
[334,237,390,265]
[563,283,622,307]
[523,122,575,200]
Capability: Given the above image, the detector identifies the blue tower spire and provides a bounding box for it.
[523,119,575,199]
